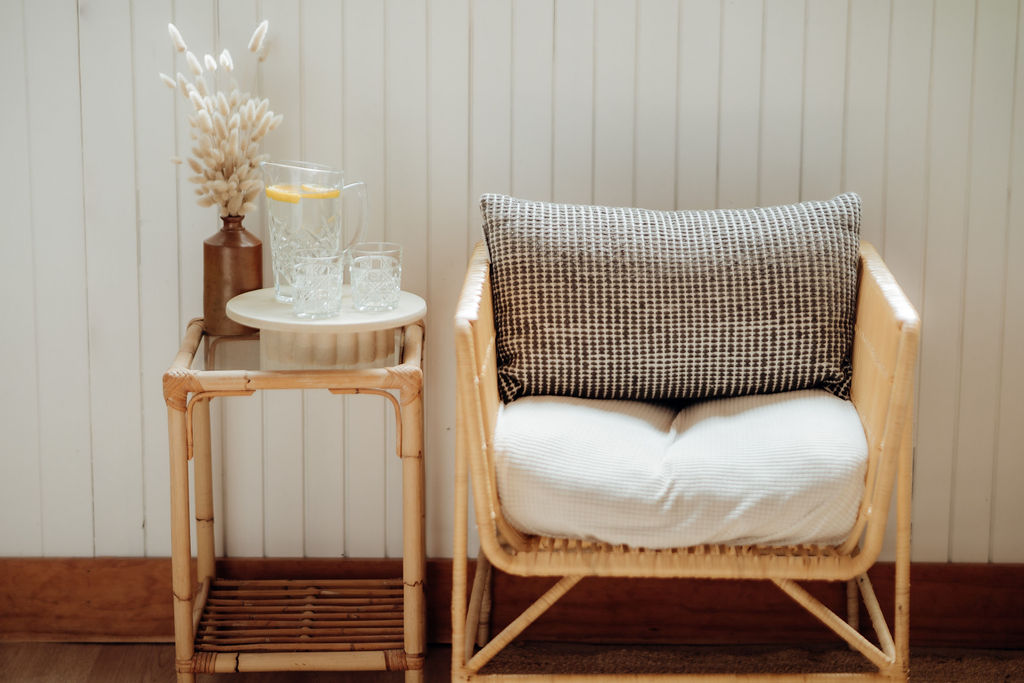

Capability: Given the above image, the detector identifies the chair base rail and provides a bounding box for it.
[459,675,898,682]
[456,572,906,681]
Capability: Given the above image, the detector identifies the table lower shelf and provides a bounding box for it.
[188,577,418,674]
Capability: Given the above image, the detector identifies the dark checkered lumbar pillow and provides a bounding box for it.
[481,193,861,403]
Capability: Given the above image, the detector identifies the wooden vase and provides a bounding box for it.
[203,215,263,336]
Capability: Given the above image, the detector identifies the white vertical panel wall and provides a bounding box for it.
[1,0,1022,563]
[0,0,41,557]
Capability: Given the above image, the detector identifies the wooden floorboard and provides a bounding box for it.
[0,643,102,682]
[2,643,1023,682]
[0,643,449,682]
[85,642,175,683]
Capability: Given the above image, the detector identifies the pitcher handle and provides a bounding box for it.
[342,180,368,252]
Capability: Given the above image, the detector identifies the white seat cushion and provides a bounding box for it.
[493,389,868,548]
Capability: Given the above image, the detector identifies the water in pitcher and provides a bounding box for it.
[265,183,341,302]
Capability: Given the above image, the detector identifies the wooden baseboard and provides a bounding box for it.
[1,558,1021,648]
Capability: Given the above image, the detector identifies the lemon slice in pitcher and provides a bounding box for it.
[265,184,301,203]
[265,183,340,203]
[299,183,340,198]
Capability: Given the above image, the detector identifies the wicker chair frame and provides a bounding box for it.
[452,241,920,681]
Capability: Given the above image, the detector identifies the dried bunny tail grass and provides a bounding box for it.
[168,23,187,52]
[248,20,269,53]
[227,193,244,216]
[170,156,184,164]
[176,72,190,97]
[241,101,255,125]
[251,113,273,140]
[188,89,205,111]
[186,51,203,76]
[213,113,228,139]
[164,19,280,216]
[197,110,214,133]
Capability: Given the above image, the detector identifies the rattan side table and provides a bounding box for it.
[162,292,426,683]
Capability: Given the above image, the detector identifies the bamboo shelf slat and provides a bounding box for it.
[199,618,404,628]
[194,578,410,656]
[213,578,404,588]
[203,603,404,612]
[198,627,404,638]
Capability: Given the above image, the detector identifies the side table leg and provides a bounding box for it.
[167,405,196,683]
[401,382,425,683]
[193,397,216,585]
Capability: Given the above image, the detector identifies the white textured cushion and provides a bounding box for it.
[493,390,868,548]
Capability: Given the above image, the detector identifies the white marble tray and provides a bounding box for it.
[226,287,426,370]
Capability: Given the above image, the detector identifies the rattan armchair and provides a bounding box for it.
[452,240,920,681]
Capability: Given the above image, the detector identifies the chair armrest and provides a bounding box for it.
[455,243,529,569]
[843,242,920,563]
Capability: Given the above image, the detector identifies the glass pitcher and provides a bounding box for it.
[261,160,367,303]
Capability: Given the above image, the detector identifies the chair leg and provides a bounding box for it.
[452,388,470,682]
[892,413,914,680]
[451,538,470,682]
[846,578,860,632]
[465,550,493,658]
[477,557,494,648]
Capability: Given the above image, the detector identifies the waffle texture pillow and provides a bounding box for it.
[480,193,861,403]
[493,390,869,548]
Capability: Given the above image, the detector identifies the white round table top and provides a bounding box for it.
[226,287,426,334]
